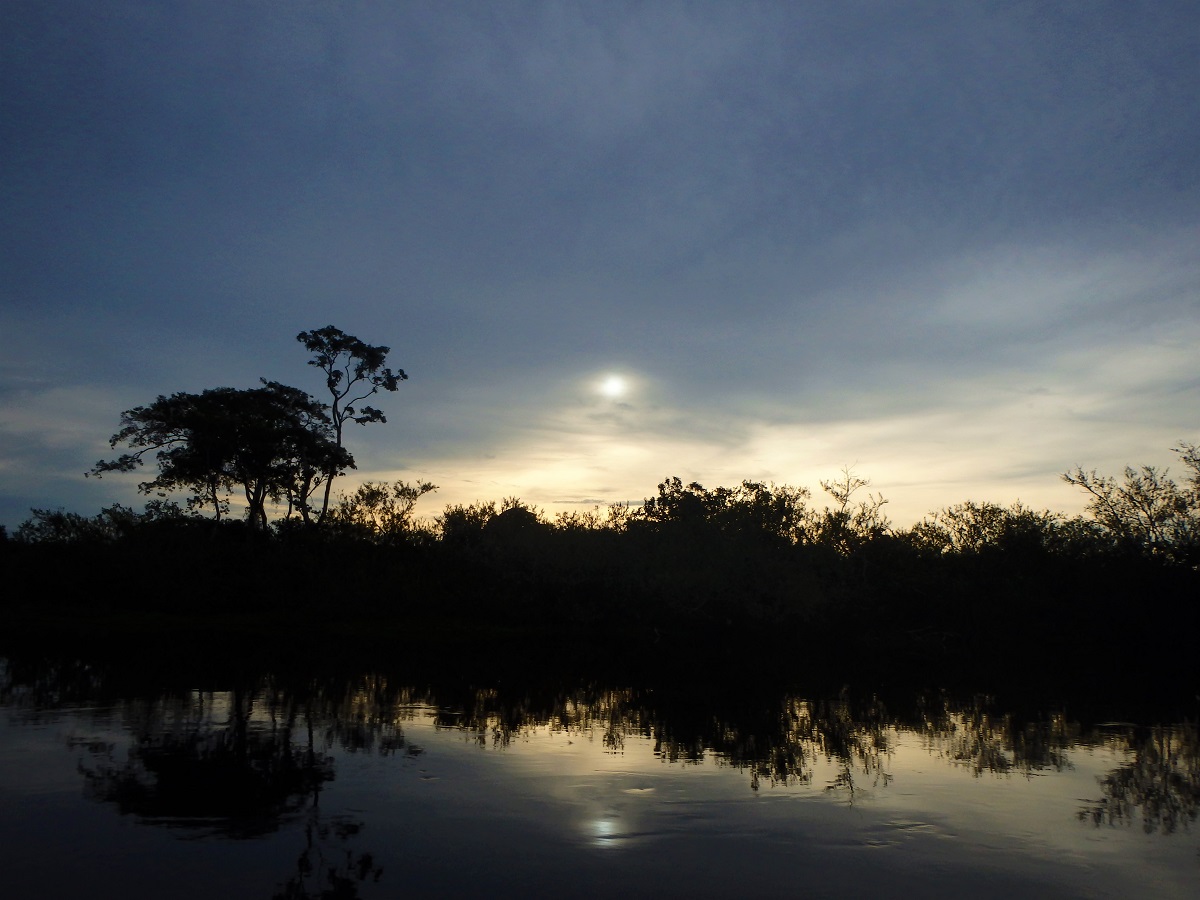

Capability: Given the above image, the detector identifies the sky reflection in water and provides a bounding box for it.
[0,661,1196,899]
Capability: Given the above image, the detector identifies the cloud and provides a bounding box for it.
[1,2,1196,531]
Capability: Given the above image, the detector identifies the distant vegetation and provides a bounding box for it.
[1,325,1196,680]
[5,448,1198,680]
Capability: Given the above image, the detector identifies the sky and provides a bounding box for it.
[2,1,1197,531]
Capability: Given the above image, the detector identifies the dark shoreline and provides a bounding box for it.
[4,594,1197,727]
[5,488,1198,726]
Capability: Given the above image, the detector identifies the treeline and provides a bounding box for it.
[4,445,1197,679]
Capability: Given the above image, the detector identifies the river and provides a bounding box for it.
[1,653,1196,898]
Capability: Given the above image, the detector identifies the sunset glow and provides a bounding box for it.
[0,4,1195,530]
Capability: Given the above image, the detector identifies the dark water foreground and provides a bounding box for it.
[0,633,1197,900]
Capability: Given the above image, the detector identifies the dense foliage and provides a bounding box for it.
[87,381,349,528]
[6,444,1197,683]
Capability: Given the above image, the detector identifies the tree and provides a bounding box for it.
[89,382,350,529]
[908,501,1069,555]
[258,381,354,524]
[812,467,890,553]
[328,479,438,544]
[635,477,810,543]
[297,326,407,522]
[1062,442,1200,562]
[14,501,193,544]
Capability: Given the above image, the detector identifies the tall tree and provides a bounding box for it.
[89,382,350,529]
[296,326,407,522]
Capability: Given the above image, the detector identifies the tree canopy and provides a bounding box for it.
[89,380,351,528]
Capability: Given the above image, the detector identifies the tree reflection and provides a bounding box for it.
[2,652,1195,850]
[704,694,894,793]
[1078,724,1199,834]
[915,694,1077,777]
[424,680,1196,834]
[426,684,898,794]
[58,676,417,898]
[78,688,334,836]
[319,673,425,758]
[272,814,383,900]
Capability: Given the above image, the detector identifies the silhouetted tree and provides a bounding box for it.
[297,326,407,522]
[14,501,193,544]
[1063,441,1200,563]
[634,477,810,543]
[90,382,349,529]
[908,501,1069,556]
[327,479,438,544]
[436,499,499,552]
[618,478,821,624]
[812,466,890,553]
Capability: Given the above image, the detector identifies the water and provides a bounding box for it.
[0,656,1196,899]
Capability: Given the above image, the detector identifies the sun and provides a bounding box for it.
[599,374,627,398]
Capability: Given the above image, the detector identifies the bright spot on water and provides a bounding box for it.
[589,816,620,847]
[599,375,627,398]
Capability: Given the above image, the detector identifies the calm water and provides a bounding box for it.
[1,655,1196,899]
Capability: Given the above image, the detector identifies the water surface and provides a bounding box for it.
[1,656,1195,898]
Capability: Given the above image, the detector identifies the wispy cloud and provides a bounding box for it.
[1,2,1195,529]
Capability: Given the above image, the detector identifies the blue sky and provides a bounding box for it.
[2,1,1197,530]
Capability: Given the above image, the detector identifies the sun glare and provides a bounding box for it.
[599,375,627,398]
